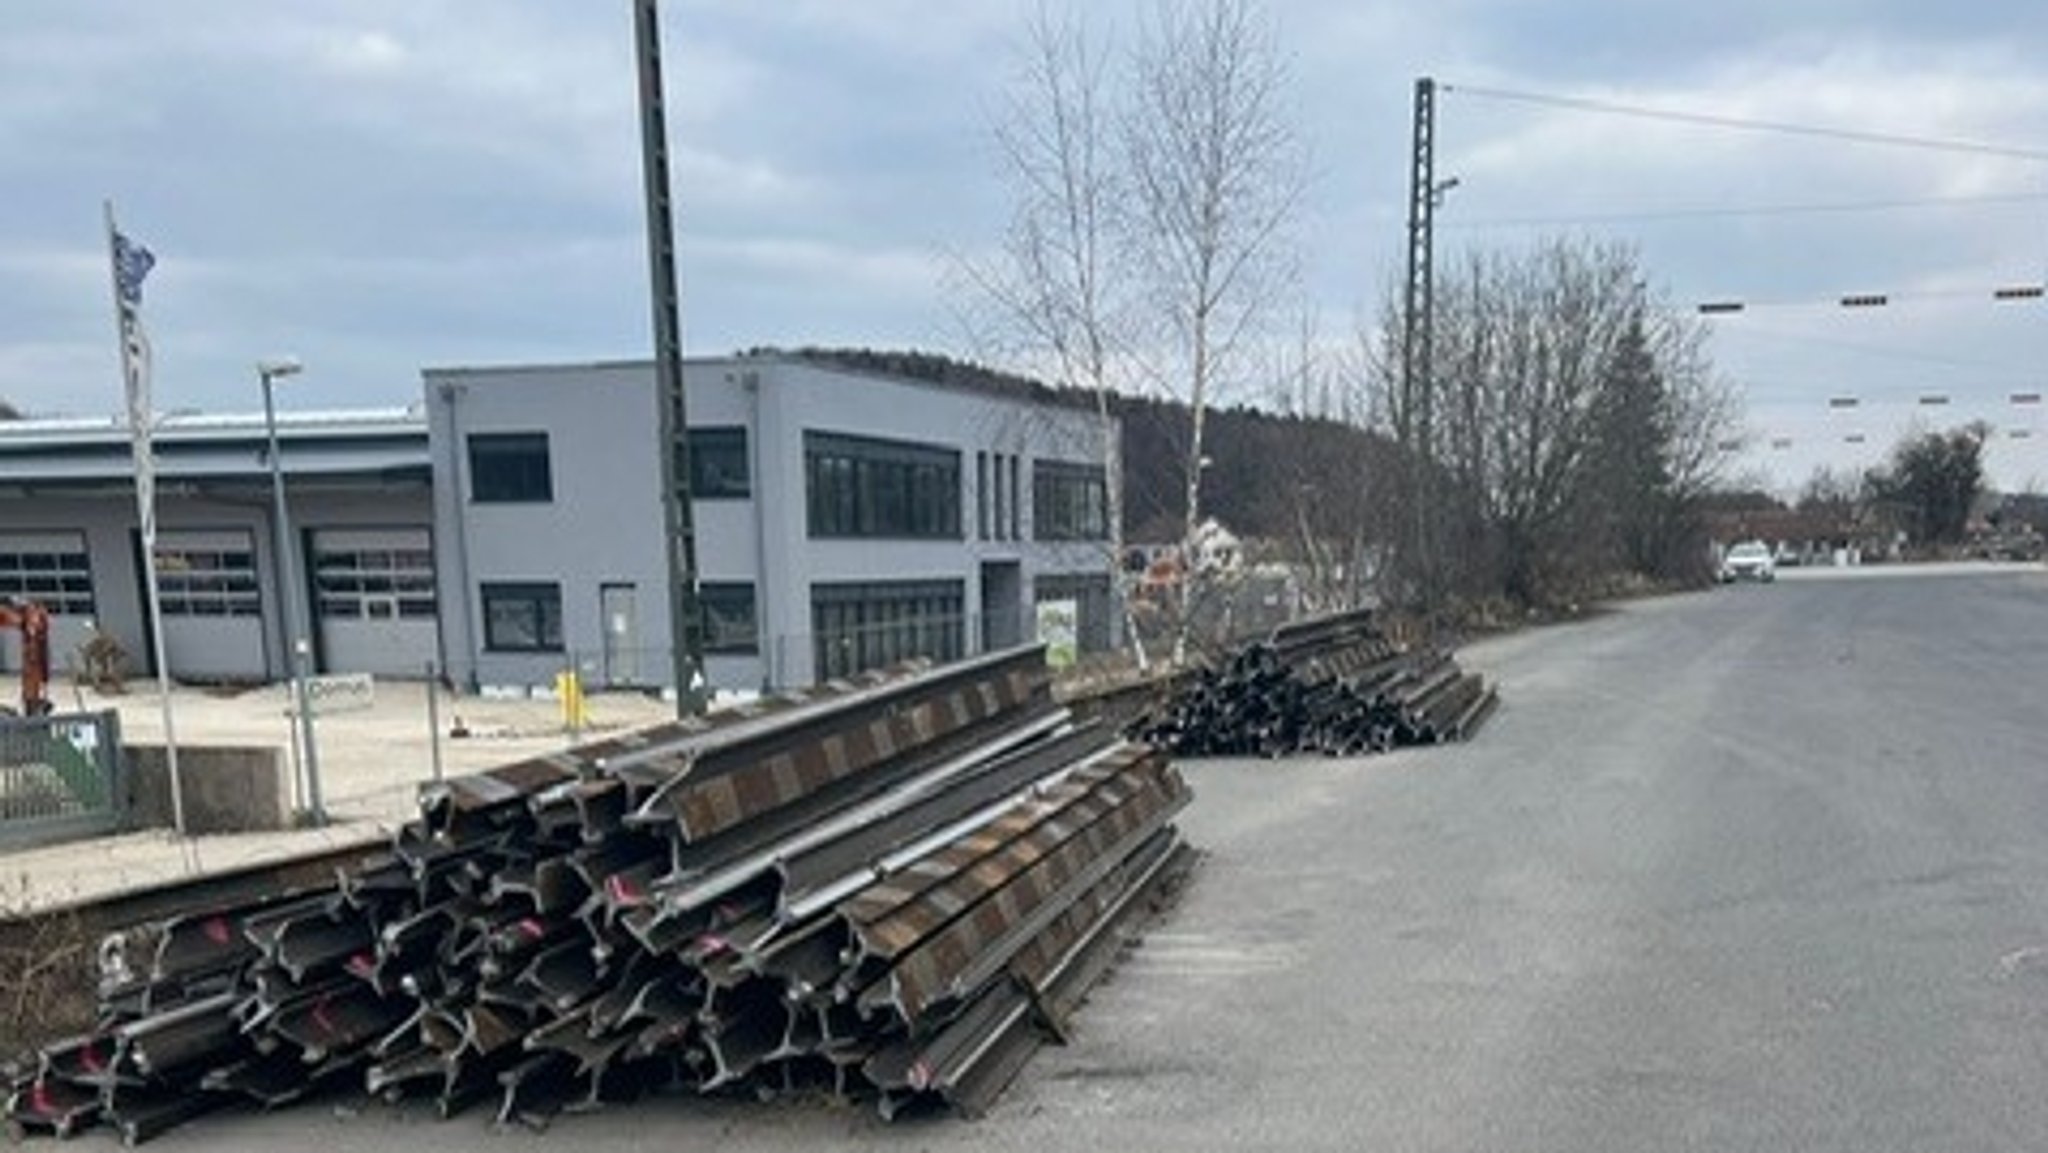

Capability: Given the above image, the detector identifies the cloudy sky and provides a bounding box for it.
[5,2,2046,492]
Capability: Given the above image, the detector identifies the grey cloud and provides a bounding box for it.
[3,1,2045,489]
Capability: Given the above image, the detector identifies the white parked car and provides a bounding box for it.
[1719,540,1776,583]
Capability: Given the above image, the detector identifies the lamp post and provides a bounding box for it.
[258,356,326,827]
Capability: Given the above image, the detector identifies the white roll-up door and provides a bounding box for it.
[0,530,97,675]
[153,529,266,680]
[312,527,438,677]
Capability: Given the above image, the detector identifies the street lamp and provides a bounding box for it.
[258,356,326,826]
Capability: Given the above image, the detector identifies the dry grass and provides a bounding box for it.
[0,874,99,1061]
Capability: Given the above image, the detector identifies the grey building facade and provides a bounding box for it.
[0,411,435,682]
[428,354,1118,693]
[0,354,1119,694]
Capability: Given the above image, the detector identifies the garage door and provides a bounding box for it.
[152,529,266,681]
[312,528,438,678]
[0,531,98,676]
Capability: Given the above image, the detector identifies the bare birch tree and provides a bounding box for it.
[1123,0,1304,660]
[965,0,1303,666]
[956,6,1154,666]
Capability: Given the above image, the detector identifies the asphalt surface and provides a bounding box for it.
[164,564,2048,1151]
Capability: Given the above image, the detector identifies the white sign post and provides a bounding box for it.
[1035,599,1080,669]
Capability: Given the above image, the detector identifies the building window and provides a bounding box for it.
[1010,455,1022,541]
[684,427,750,499]
[0,537,95,616]
[315,542,436,621]
[156,547,260,618]
[468,432,553,503]
[804,432,962,539]
[699,581,758,655]
[481,582,563,652]
[976,451,990,540]
[1033,460,1109,541]
[992,452,1006,541]
[812,579,964,680]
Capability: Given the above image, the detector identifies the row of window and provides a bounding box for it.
[469,428,754,504]
[977,451,1025,541]
[479,581,759,655]
[469,426,1107,543]
[156,548,261,618]
[314,544,438,622]
[8,528,1097,677]
[466,576,1112,669]
[1032,461,1109,541]
[0,552,90,573]
[812,579,966,681]
[2,541,434,622]
[804,432,963,539]
[0,540,440,623]
[0,547,96,616]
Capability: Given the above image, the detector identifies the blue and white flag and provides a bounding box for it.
[113,229,155,311]
[105,203,192,840]
[108,213,159,543]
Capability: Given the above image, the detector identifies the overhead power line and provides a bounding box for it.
[1753,427,2042,449]
[1694,284,2045,314]
[1443,191,2048,231]
[1737,373,2048,406]
[1442,83,2048,163]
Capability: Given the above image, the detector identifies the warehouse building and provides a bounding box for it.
[0,410,434,681]
[0,353,1117,693]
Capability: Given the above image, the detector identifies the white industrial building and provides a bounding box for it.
[0,353,1118,693]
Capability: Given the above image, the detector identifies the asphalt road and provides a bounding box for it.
[172,564,2048,1151]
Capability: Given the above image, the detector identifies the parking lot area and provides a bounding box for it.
[0,675,679,907]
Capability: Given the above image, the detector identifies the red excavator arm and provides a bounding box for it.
[0,599,53,716]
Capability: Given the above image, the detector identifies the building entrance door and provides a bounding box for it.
[979,561,1023,651]
[601,583,638,687]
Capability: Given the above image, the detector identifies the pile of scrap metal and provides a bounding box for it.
[6,647,1194,1143]
[1143,608,1497,757]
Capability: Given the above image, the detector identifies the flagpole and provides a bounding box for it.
[105,199,191,853]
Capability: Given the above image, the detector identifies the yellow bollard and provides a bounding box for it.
[556,669,589,733]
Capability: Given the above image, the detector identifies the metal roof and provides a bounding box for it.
[0,407,428,485]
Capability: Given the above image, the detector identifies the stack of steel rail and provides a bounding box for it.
[6,647,1193,1143]
[1144,608,1497,757]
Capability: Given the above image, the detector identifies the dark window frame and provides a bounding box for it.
[154,539,259,618]
[313,534,437,622]
[0,537,97,616]
[992,452,1006,541]
[811,579,965,680]
[684,426,751,499]
[480,581,564,652]
[1009,455,1022,540]
[699,581,759,655]
[1032,460,1110,541]
[803,432,962,540]
[467,432,554,504]
[976,451,990,540]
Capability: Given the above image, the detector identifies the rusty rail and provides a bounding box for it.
[1142,608,1499,756]
[7,646,1193,1141]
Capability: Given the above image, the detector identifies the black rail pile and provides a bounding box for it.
[1145,608,1498,757]
[6,647,1194,1142]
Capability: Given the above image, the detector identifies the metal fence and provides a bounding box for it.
[0,710,126,851]
[543,602,1118,696]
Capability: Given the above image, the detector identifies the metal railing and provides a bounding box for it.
[0,710,126,851]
